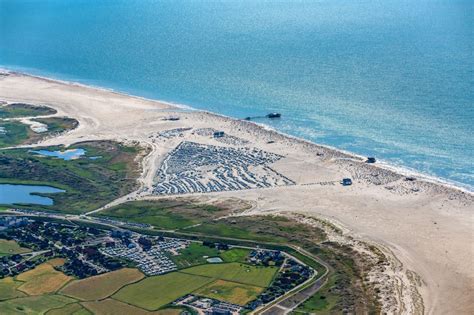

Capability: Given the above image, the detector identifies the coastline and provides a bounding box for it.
[1,70,473,314]
[2,67,472,195]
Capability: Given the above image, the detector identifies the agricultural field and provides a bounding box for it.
[0,239,31,256]
[0,103,56,119]
[180,262,277,288]
[16,261,73,295]
[0,294,76,314]
[45,303,91,315]
[0,141,145,212]
[81,299,183,315]
[171,243,219,268]
[113,272,214,310]
[60,268,144,301]
[195,279,263,305]
[0,277,26,300]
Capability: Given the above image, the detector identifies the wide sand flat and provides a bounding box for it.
[0,72,472,314]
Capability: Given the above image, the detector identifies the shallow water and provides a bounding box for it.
[0,184,65,206]
[1,0,472,189]
[30,148,86,160]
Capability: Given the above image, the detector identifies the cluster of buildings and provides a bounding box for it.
[248,249,285,266]
[152,141,295,195]
[175,295,243,315]
[0,216,28,231]
[100,232,189,275]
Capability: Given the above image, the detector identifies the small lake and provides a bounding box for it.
[0,184,65,206]
[30,148,86,160]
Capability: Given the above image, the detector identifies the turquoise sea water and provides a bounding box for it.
[1,0,473,190]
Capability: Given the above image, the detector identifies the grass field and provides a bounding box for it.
[16,261,72,295]
[0,103,57,119]
[0,141,144,213]
[61,268,144,301]
[0,239,31,256]
[195,279,263,306]
[0,294,76,314]
[0,277,26,300]
[171,243,219,268]
[113,272,214,310]
[180,262,277,288]
[81,298,183,315]
[45,303,91,315]
[220,248,250,263]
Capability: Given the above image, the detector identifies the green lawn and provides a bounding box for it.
[113,272,213,311]
[0,141,143,213]
[220,248,251,263]
[171,243,219,268]
[0,239,31,256]
[0,295,76,314]
[180,262,277,288]
[293,274,339,314]
[0,103,56,119]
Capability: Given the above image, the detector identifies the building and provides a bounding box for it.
[213,131,225,138]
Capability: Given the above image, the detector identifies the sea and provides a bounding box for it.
[1,0,473,190]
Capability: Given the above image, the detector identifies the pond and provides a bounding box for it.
[0,184,65,206]
[30,148,86,160]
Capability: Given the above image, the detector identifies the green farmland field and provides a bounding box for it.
[180,262,277,288]
[113,272,213,310]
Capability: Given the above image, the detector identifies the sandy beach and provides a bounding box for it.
[0,72,472,314]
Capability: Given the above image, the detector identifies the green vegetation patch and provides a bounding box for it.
[292,274,339,314]
[113,272,213,311]
[32,117,78,134]
[94,199,240,230]
[0,277,26,301]
[195,279,263,306]
[0,294,76,315]
[181,262,277,288]
[45,303,90,315]
[0,103,56,119]
[0,239,31,256]
[60,268,144,301]
[0,141,144,213]
[0,121,30,148]
[171,243,219,268]
[219,248,250,263]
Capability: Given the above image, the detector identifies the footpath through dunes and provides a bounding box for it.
[0,72,472,314]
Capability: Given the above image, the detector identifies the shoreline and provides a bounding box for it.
[1,70,473,314]
[2,67,472,195]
